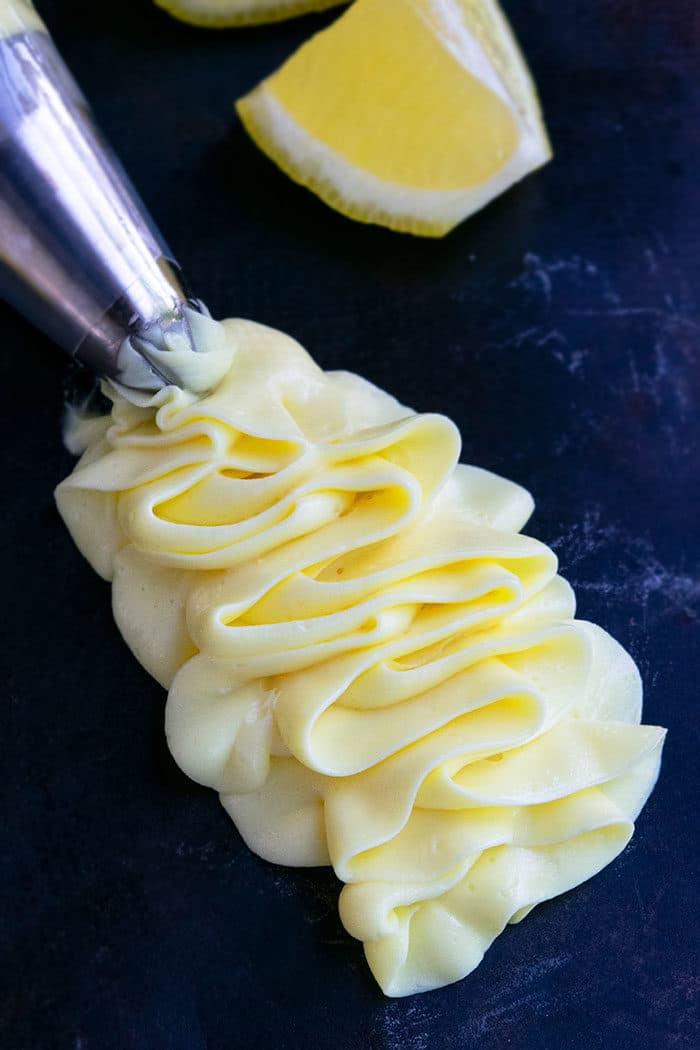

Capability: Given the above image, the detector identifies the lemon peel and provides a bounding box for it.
[236,0,551,236]
[154,0,344,28]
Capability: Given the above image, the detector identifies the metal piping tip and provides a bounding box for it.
[119,301,200,390]
[0,2,206,393]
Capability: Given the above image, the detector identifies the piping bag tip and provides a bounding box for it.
[0,2,215,397]
[115,303,235,401]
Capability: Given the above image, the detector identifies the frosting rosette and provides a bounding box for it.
[56,317,665,996]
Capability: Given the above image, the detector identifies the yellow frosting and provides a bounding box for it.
[56,317,665,996]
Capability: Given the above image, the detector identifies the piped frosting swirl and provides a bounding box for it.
[57,318,665,996]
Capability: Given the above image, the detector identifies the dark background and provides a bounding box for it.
[2,1,698,1047]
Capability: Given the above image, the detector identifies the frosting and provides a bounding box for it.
[115,307,236,397]
[56,317,665,996]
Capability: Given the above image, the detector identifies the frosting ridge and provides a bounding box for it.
[56,318,665,996]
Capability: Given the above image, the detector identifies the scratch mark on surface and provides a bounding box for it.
[490,326,588,376]
[631,875,646,920]
[510,253,602,307]
[549,509,700,624]
[567,306,700,330]
[644,247,659,276]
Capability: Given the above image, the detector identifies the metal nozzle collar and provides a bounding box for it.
[0,22,200,392]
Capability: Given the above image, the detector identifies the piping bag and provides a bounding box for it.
[0,0,205,393]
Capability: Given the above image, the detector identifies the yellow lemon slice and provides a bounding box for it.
[154,0,344,27]
[236,0,551,236]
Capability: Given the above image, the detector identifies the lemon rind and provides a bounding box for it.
[155,0,344,28]
[456,0,552,154]
[236,84,550,238]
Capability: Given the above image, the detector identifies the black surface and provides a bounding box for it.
[3,2,698,1048]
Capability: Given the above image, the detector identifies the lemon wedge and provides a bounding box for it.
[154,0,343,27]
[236,0,551,236]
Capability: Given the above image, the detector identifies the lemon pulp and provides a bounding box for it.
[268,0,519,190]
[237,0,551,236]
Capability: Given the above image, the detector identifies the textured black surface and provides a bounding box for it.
[2,2,698,1048]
